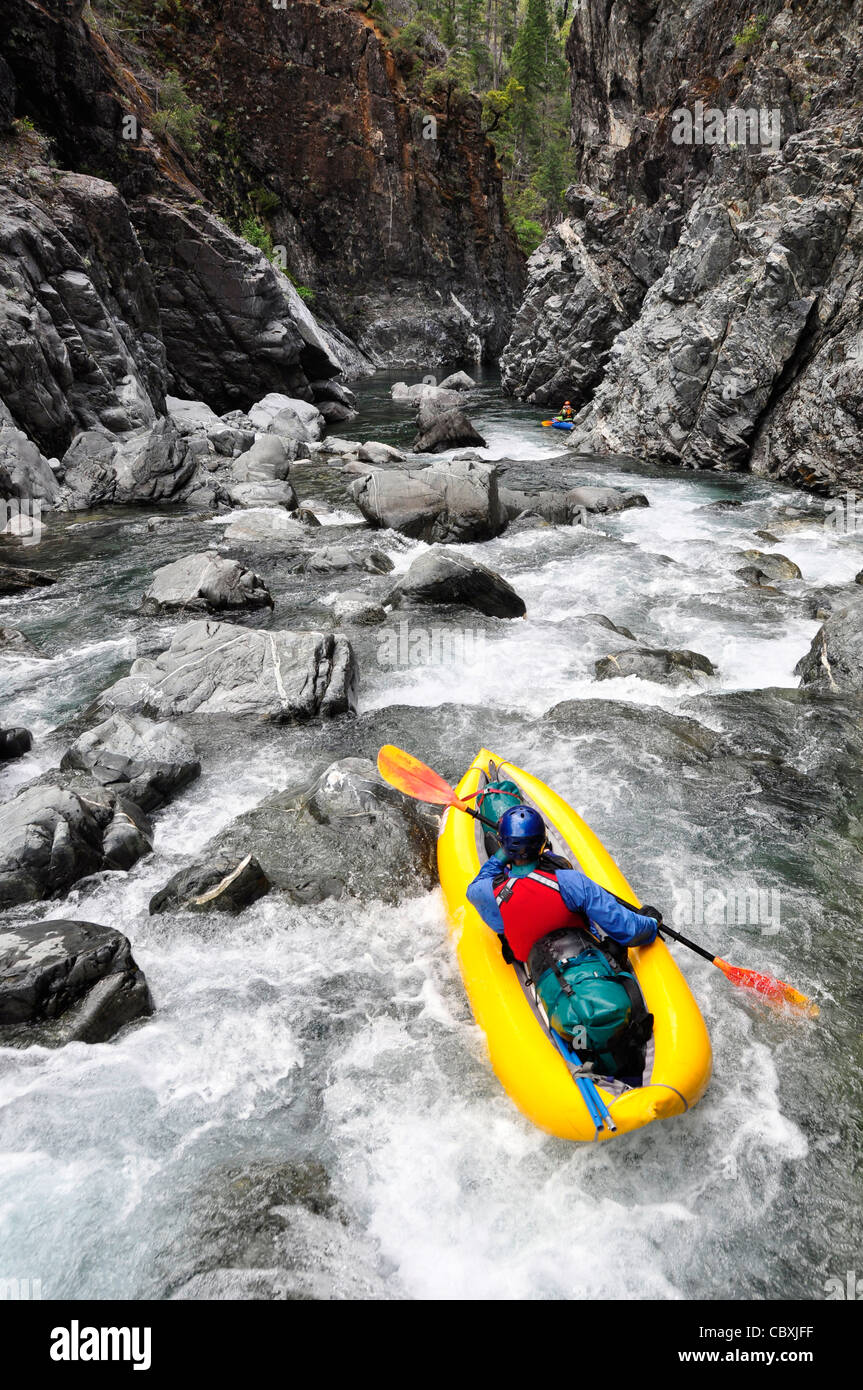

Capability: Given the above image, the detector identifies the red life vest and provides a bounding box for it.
[493,867,589,962]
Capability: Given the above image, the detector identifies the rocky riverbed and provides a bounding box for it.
[1,369,862,1299]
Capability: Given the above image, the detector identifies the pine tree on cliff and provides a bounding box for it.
[511,0,552,104]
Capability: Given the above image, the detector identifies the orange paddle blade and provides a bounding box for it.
[714,958,819,1017]
[377,745,472,811]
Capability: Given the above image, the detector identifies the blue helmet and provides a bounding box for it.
[498,805,546,863]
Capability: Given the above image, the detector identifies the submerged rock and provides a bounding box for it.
[388,547,526,619]
[141,552,273,615]
[595,646,716,685]
[156,757,437,908]
[60,713,200,814]
[0,919,152,1045]
[500,484,647,524]
[98,620,357,721]
[0,563,56,595]
[734,550,802,583]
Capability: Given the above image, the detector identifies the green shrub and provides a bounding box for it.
[151,70,203,155]
[733,13,769,46]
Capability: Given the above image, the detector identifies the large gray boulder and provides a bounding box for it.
[796,595,863,692]
[348,457,505,542]
[0,425,61,504]
[248,393,324,442]
[595,647,716,685]
[60,713,200,814]
[59,420,195,510]
[150,757,437,909]
[141,553,273,615]
[0,778,153,908]
[230,435,294,482]
[388,547,526,618]
[98,619,357,720]
[0,920,152,1045]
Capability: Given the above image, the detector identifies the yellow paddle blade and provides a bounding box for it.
[377,745,472,811]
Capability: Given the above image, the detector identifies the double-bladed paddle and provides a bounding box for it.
[376,744,818,1018]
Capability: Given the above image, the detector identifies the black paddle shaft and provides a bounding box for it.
[611,892,718,964]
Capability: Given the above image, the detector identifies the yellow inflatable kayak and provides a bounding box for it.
[437,749,712,1142]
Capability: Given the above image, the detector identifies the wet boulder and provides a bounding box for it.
[98,619,357,721]
[0,727,32,762]
[248,393,324,442]
[0,919,153,1045]
[0,425,61,504]
[152,757,437,908]
[60,713,200,814]
[0,563,56,595]
[412,407,487,454]
[391,382,461,407]
[230,435,294,482]
[356,441,406,465]
[0,778,153,908]
[141,553,273,615]
[349,458,504,543]
[328,591,388,626]
[222,511,308,547]
[226,481,299,510]
[150,852,271,916]
[388,547,526,619]
[796,595,863,693]
[734,550,802,583]
[438,371,476,391]
[347,467,445,538]
[595,646,716,685]
[500,484,648,524]
[295,544,393,576]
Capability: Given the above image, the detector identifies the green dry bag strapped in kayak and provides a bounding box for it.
[535,948,635,1074]
[476,780,522,829]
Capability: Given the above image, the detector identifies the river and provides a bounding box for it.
[1,369,861,1300]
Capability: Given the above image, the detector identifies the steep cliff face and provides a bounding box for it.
[125,0,524,368]
[0,0,357,463]
[502,0,863,492]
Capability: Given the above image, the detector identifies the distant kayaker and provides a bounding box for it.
[467,805,662,1080]
[558,401,574,420]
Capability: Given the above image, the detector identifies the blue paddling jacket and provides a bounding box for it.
[467,852,659,951]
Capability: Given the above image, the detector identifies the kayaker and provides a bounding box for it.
[467,805,662,1080]
[558,401,574,420]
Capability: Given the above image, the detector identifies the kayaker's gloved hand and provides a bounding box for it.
[640,905,663,923]
[492,847,510,864]
[500,935,516,965]
[639,905,664,941]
